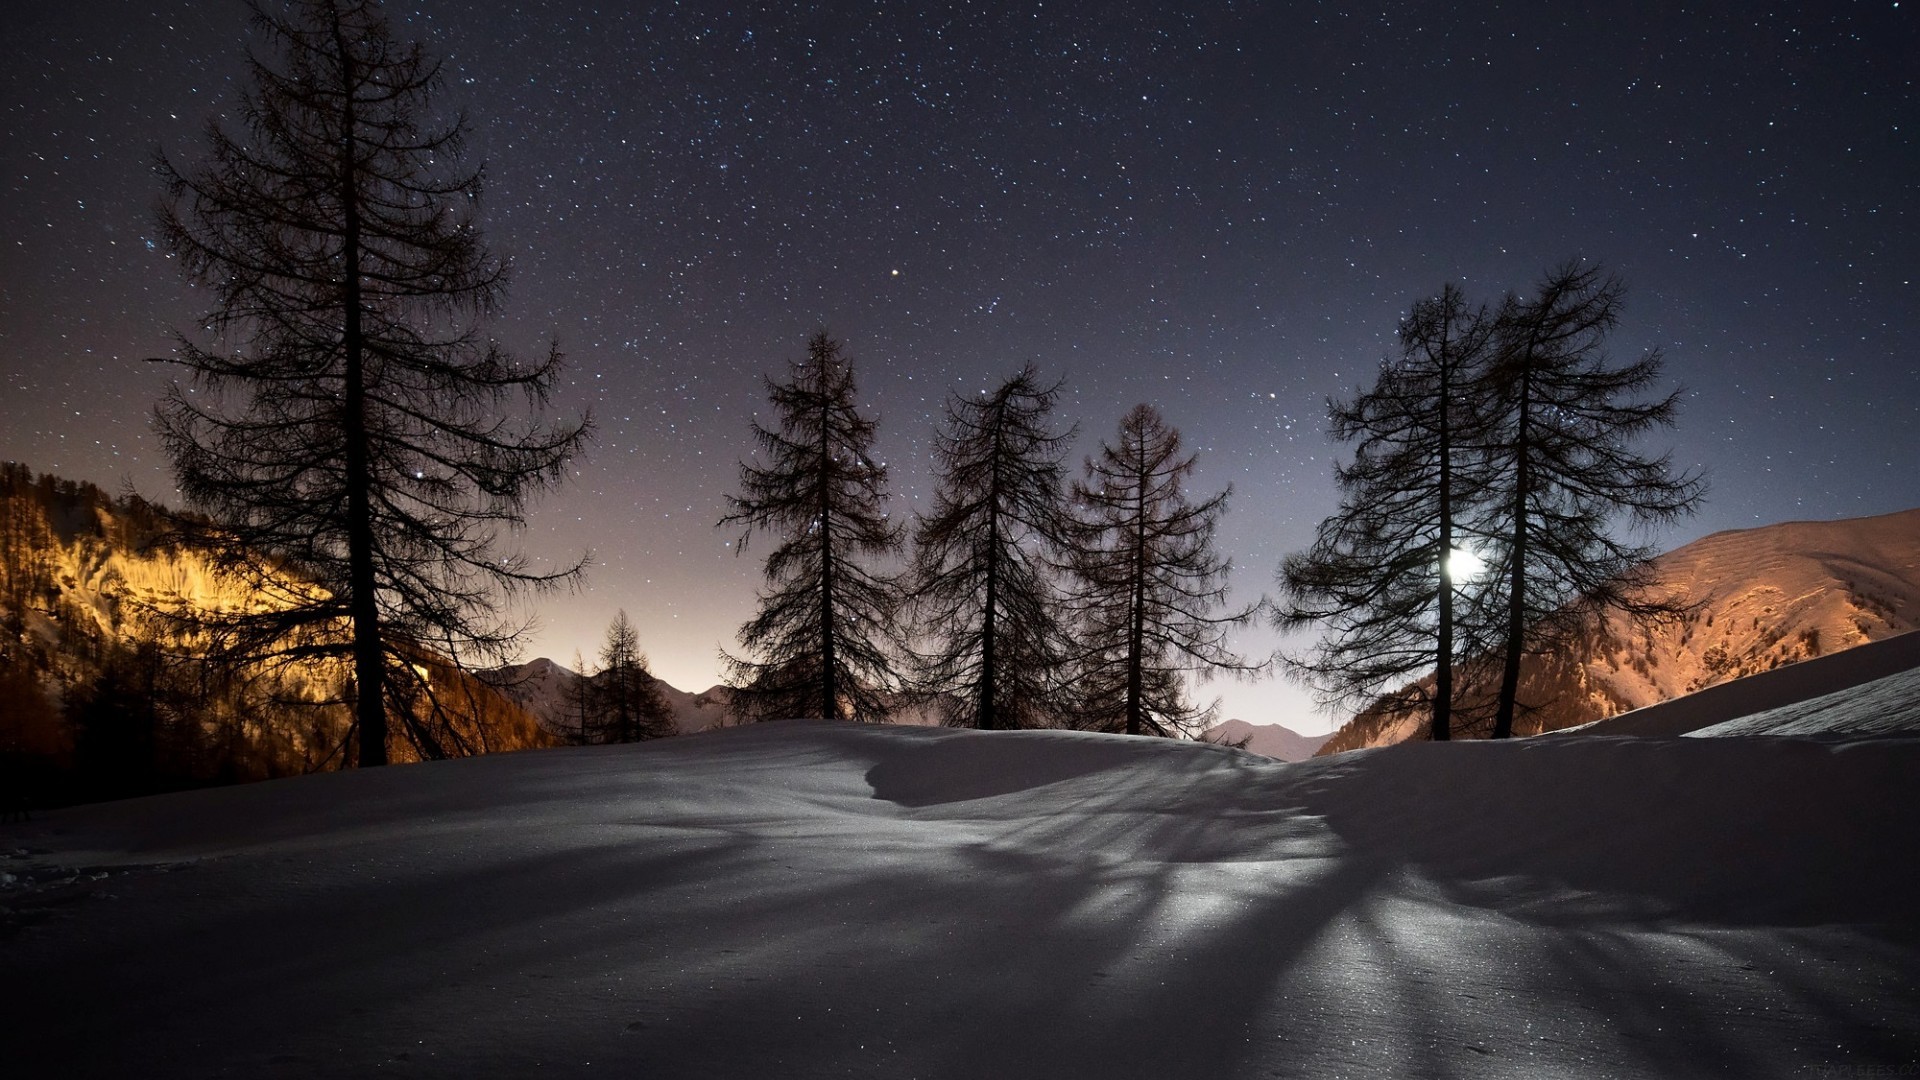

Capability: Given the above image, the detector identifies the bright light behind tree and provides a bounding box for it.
[1446,547,1487,581]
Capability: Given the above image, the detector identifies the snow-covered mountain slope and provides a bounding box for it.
[1690,659,1920,738]
[5,720,1916,1078]
[1200,718,1332,761]
[1323,507,1920,752]
[482,656,733,737]
[1575,629,1920,737]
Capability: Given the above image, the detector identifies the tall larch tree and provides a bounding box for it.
[1277,284,1498,741]
[154,0,588,767]
[595,610,675,742]
[566,649,596,747]
[909,366,1075,729]
[720,332,906,724]
[1066,405,1258,737]
[1481,262,1707,739]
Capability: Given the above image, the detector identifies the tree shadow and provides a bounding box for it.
[6,724,1918,1077]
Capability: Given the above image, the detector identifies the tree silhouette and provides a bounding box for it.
[565,650,596,747]
[1066,405,1257,737]
[1278,284,1499,741]
[720,332,905,723]
[1481,262,1707,738]
[596,610,674,742]
[153,0,587,767]
[908,366,1075,729]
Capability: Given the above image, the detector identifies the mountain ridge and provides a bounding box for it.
[1198,719,1332,761]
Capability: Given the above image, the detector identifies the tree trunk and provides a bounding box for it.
[1124,442,1148,737]
[978,409,1004,730]
[1432,319,1456,742]
[1492,367,1533,741]
[979,511,999,730]
[818,395,837,722]
[334,24,386,768]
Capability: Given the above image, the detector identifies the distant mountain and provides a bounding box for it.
[483,657,735,737]
[1320,507,1920,754]
[484,657,961,737]
[1199,719,1331,762]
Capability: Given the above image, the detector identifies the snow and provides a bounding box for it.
[1689,660,1920,738]
[1575,629,1920,737]
[4,718,1917,1077]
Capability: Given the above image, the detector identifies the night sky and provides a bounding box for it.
[3,2,1915,733]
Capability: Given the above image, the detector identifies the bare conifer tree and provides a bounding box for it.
[1278,285,1498,741]
[1066,405,1258,737]
[566,650,596,747]
[720,333,905,723]
[153,0,588,767]
[908,366,1075,729]
[596,610,674,742]
[1481,262,1707,738]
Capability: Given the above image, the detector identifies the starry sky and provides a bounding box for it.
[3,1,1916,734]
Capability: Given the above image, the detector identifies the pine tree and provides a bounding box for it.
[566,649,596,746]
[152,0,587,767]
[596,610,674,742]
[720,332,905,723]
[908,366,1075,729]
[1277,284,1498,741]
[1481,262,1707,739]
[1065,405,1257,737]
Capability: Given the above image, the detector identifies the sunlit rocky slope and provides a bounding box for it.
[0,465,548,794]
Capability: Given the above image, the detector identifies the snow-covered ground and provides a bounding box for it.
[1690,659,1920,738]
[1577,629,1920,737]
[4,717,1917,1077]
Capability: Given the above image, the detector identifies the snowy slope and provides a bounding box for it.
[1200,718,1332,761]
[1324,507,1920,752]
[1686,659,1920,738]
[4,721,1917,1078]
[1576,630,1920,737]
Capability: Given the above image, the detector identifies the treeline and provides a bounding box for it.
[720,338,1256,737]
[714,259,1702,746]
[128,0,1254,757]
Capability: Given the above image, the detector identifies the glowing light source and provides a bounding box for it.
[1446,547,1487,581]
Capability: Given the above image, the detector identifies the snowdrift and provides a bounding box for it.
[1578,629,1920,737]
[4,721,1917,1078]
